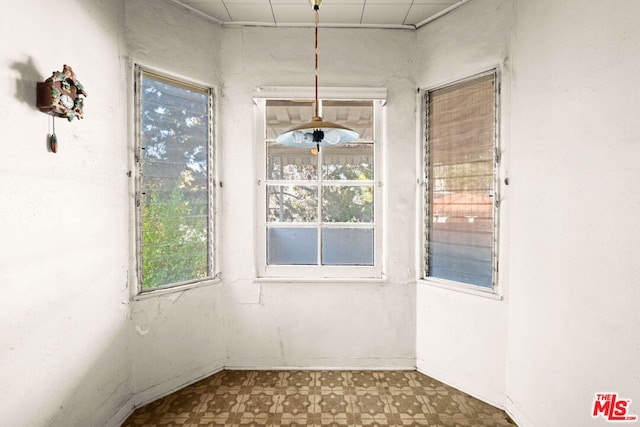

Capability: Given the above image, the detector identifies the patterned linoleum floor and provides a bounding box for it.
[122,370,516,426]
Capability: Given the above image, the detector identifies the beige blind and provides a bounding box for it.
[426,72,496,288]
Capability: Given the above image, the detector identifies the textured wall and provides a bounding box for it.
[123,0,227,412]
[0,0,131,425]
[506,1,640,425]
[414,0,513,408]
[4,1,638,426]
[219,25,418,369]
[416,1,640,425]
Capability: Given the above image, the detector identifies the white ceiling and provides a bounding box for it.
[171,0,470,29]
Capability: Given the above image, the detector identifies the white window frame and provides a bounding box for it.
[134,65,219,295]
[253,87,386,280]
[419,70,501,296]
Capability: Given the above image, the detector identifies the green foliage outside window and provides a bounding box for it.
[138,68,211,290]
[141,182,208,289]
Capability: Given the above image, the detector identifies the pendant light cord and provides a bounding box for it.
[275,1,358,149]
[314,4,319,117]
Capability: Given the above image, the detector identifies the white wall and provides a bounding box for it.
[0,1,229,425]
[123,0,227,409]
[219,26,418,369]
[4,1,639,426]
[416,0,640,425]
[121,0,418,410]
[0,0,131,425]
[505,1,640,425]
[414,0,513,407]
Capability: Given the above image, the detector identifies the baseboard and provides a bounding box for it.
[106,399,136,427]
[416,358,505,410]
[111,360,436,426]
[504,395,528,427]
[134,362,225,408]
[108,361,225,426]
[225,357,416,371]
[225,365,417,371]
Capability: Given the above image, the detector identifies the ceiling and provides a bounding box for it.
[171,0,470,29]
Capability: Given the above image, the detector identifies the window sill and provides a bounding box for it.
[418,278,503,301]
[254,276,387,284]
[133,276,222,301]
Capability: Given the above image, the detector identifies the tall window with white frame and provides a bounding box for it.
[135,66,215,291]
[259,98,382,279]
[424,71,498,289]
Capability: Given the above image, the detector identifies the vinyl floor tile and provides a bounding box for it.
[122,370,515,426]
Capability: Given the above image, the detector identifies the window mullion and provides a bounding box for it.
[317,147,323,266]
[262,96,380,275]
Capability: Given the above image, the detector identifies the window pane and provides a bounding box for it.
[139,70,210,290]
[267,185,317,222]
[322,186,373,223]
[428,215,493,287]
[432,162,494,193]
[268,227,317,265]
[322,228,374,265]
[263,97,379,271]
[322,144,373,180]
[267,142,318,180]
[322,100,374,141]
[427,72,495,288]
[266,99,314,140]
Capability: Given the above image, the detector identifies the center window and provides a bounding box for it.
[256,94,383,279]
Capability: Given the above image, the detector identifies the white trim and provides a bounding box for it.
[257,265,383,280]
[133,363,224,415]
[170,0,471,30]
[418,68,502,294]
[418,278,503,301]
[133,64,219,295]
[225,366,416,371]
[132,276,221,301]
[224,21,417,30]
[504,396,532,427]
[254,96,385,280]
[254,276,387,284]
[253,86,387,102]
[135,63,218,93]
[167,0,223,25]
[106,403,136,427]
[421,68,498,94]
[254,97,268,277]
[225,359,415,370]
[415,363,506,410]
[211,86,222,283]
[109,364,225,427]
[413,0,474,28]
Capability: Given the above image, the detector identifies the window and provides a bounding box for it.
[135,66,216,292]
[423,71,498,289]
[255,90,384,279]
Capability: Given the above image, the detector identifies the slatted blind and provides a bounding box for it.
[426,72,496,288]
[138,69,212,290]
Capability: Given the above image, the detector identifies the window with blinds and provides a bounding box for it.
[425,71,497,288]
[136,67,214,291]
